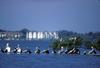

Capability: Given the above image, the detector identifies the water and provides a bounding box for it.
[0,40,53,50]
[0,40,100,68]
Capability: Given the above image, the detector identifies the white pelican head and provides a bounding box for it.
[6,43,9,47]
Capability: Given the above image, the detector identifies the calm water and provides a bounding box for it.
[0,40,100,68]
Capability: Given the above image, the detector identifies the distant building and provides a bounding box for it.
[0,32,23,40]
[0,31,59,40]
[26,31,59,40]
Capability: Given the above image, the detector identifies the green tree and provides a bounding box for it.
[51,39,61,50]
[51,37,83,50]
[94,38,100,50]
[83,40,93,49]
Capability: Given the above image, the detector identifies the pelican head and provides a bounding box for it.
[36,47,39,49]
[61,46,64,49]
[6,43,9,47]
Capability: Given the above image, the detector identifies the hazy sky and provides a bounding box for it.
[0,0,100,33]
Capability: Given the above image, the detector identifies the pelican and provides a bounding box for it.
[88,46,96,55]
[4,43,11,54]
[16,44,22,54]
[83,51,87,55]
[51,49,57,54]
[22,47,32,54]
[58,46,64,54]
[65,47,71,54]
[34,47,41,54]
[68,48,80,54]
[42,48,50,54]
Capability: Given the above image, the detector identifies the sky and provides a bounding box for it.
[0,0,100,33]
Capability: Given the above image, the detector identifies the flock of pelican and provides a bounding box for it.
[0,43,97,55]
